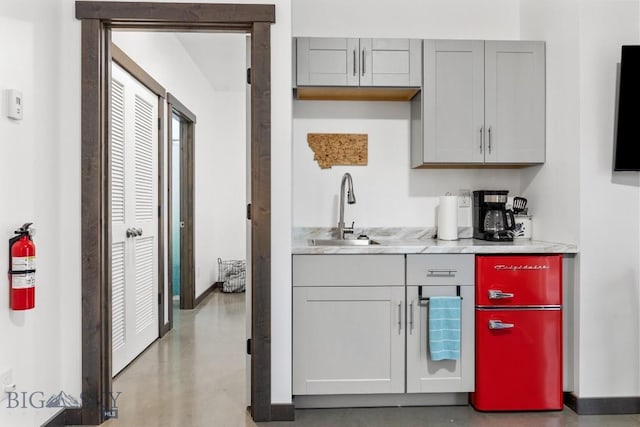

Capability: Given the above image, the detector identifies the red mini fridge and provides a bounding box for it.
[470,255,563,411]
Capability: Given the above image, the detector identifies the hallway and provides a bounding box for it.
[98,292,640,427]
[103,291,250,426]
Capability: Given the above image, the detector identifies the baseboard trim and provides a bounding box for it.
[194,282,219,307]
[564,392,640,414]
[41,408,66,427]
[294,393,468,409]
[64,408,83,424]
[271,403,295,421]
[160,321,171,336]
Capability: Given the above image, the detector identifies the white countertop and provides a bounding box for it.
[292,227,578,255]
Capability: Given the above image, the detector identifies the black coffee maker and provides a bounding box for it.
[473,190,515,241]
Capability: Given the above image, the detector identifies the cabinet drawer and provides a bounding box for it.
[293,254,404,286]
[406,254,474,286]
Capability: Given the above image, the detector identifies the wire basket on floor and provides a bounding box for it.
[218,258,246,293]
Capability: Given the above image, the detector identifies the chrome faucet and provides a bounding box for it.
[338,173,356,239]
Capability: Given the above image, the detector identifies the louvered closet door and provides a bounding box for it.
[111,63,159,376]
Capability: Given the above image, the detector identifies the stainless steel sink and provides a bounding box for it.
[310,238,380,246]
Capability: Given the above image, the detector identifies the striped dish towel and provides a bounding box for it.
[428,296,461,361]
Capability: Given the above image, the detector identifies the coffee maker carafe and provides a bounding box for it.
[473,190,515,241]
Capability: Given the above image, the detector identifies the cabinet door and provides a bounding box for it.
[485,41,546,164]
[422,40,485,163]
[406,285,475,393]
[293,286,405,395]
[296,37,359,86]
[360,38,421,87]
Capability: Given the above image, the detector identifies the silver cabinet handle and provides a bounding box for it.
[398,302,402,334]
[480,126,484,154]
[489,320,514,330]
[361,48,366,76]
[353,49,356,76]
[488,290,514,300]
[488,126,492,154]
[427,269,457,277]
[409,302,414,333]
[179,221,185,229]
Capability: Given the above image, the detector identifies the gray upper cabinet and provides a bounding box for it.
[411,39,545,167]
[296,37,421,88]
[296,38,360,86]
[485,41,546,164]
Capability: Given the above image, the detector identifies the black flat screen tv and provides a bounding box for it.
[615,45,640,171]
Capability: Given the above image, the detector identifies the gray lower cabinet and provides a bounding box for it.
[411,39,545,166]
[406,255,475,393]
[293,254,475,396]
[292,255,405,395]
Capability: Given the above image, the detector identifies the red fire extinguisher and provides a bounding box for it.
[8,223,36,310]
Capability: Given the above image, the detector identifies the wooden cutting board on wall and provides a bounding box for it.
[307,133,368,169]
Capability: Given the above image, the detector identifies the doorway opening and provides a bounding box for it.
[171,113,181,303]
[75,2,276,424]
[167,93,196,315]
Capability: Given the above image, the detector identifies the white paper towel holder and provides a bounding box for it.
[437,192,459,241]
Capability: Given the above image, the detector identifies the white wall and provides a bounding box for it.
[521,0,640,398]
[577,1,640,397]
[520,0,581,245]
[0,3,67,425]
[268,0,293,404]
[293,101,521,227]
[293,0,520,39]
[292,1,523,228]
[112,31,247,298]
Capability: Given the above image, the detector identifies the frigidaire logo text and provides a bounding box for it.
[494,264,550,271]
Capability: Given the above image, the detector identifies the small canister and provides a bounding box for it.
[513,215,532,239]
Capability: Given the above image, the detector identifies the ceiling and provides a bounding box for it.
[174,33,248,92]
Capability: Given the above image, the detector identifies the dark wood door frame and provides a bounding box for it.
[167,93,197,322]
[75,2,274,424]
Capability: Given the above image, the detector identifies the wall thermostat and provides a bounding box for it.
[7,90,23,120]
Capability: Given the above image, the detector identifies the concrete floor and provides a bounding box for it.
[99,291,640,427]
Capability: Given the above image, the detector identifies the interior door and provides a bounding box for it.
[111,62,160,376]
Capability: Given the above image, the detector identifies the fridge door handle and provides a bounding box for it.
[488,289,514,300]
[489,320,515,330]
